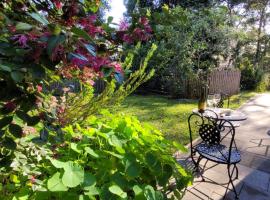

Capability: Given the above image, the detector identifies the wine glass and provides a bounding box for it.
[207,94,215,108]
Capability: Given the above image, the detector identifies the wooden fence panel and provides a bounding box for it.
[184,69,241,98]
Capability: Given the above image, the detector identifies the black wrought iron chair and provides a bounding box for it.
[188,110,241,199]
[216,93,230,108]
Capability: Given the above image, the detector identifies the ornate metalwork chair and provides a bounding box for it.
[188,110,241,199]
[216,93,230,108]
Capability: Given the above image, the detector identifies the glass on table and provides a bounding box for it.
[207,94,215,107]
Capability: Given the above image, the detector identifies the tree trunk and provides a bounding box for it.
[255,3,267,65]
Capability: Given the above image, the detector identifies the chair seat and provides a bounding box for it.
[195,143,241,164]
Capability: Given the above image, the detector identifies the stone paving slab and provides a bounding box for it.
[181,93,270,200]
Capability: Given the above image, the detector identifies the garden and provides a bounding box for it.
[0,0,270,200]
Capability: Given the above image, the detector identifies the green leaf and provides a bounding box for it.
[133,185,144,200]
[0,130,5,138]
[12,187,29,200]
[108,185,127,199]
[126,161,141,178]
[28,12,49,25]
[82,173,96,189]
[49,158,67,169]
[84,186,99,196]
[11,71,24,83]
[102,67,114,77]
[157,164,173,186]
[47,172,68,192]
[144,185,156,200]
[145,153,158,167]
[71,27,93,42]
[2,137,16,149]
[0,116,13,129]
[47,35,65,57]
[107,16,113,24]
[15,22,32,31]
[71,143,82,153]
[0,64,11,72]
[9,124,23,138]
[27,116,40,126]
[84,147,99,158]
[173,141,187,152]
[62,161,84,188]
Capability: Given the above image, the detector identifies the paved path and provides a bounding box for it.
[180,93,270,200]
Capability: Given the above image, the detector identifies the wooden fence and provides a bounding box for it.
[185,69,241,99]
[90,69,241,99]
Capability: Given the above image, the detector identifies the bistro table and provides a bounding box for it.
[192,108,247,127]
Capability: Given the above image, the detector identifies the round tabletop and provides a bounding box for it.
[192,108,247,122]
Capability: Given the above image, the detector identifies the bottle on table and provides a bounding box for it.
[198,85,207,113]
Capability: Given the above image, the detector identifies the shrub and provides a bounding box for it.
[238,58,263,90]
[0,112,192,199]
[255,73,270,92]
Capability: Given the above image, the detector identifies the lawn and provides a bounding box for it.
[116,91,257,145]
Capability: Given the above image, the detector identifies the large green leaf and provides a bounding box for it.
[71,27,93,42]
[0,130,5,138]
[62,161,84,188]
[145,153,158,167]
[49,158,67,169]
[123,153,139,179]
[82,172,96,189]
[126,161,141,178]
[108,185,127,199]
[157,164,173,186]
[84,147,99,158]
[9,124,23,138]
[28,12,49,25]
[1,137,16,149]
[0,116,13,129]
[11,71,24,83]
[15,22,32,31]
[144,185,156,200]
[0,64,11,72]
[47,172,68,192]
[47,35,65,57]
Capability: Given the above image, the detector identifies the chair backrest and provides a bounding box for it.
[216,93,230,108]
[188,111,237,162]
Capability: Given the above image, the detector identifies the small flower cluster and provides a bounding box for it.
[120,16,153,44]
[79,15,104,37]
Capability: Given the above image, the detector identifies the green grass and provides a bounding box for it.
[116,91,257,145]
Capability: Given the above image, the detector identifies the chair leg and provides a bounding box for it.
[234,164,239,180]
[224,164,239,200]
[191,153,205,181]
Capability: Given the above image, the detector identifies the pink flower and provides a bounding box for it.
[51,45,65,61]
[53,0,62,9]
[91,56,111,71]
[110,62,123,73]
[37,85,42,92]
[144,24,152,33]
[22,125,36,135]
[119,18,129,31]
[88,15,97,23]
[8,25,16,33]
[30,176,36,184]
[11,34,28,48]
[122,34,133,44]
[72,58,88,66]
[139,17,149,26]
